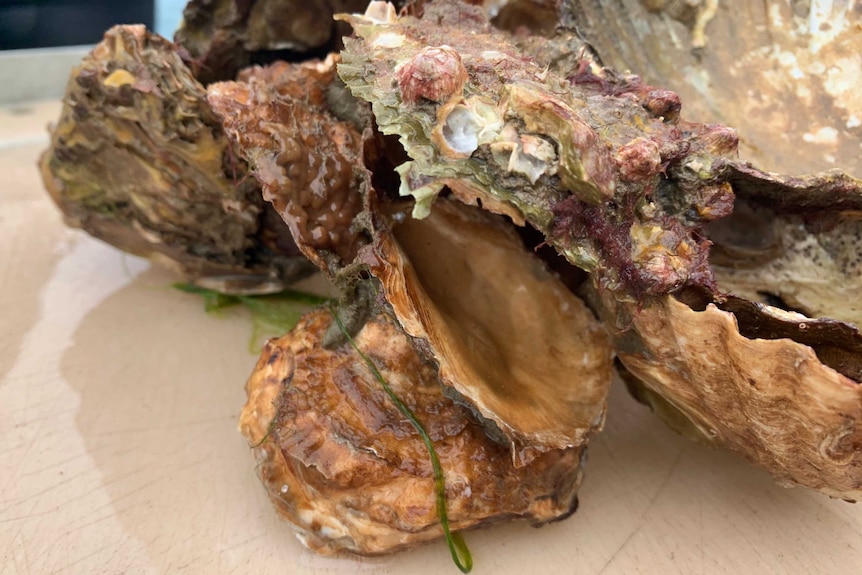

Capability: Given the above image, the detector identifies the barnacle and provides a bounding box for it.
[396,46,468,105]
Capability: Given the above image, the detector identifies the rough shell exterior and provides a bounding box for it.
[239,309,584,554]
[40,25,311,290]
[207,56,370,269]
[396,46,468,104]
[600,293,862,500]
[337,0,737,299]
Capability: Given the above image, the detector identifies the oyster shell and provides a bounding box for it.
[207,56,372,271]
[707,164,862,327]
[336,0,862,499]
[568,0,862,177]
[239,308,585,555]
[597,289,862,500]
[337,0,736,299]
[175,0,372,84]
[208,56,614,466]
[39,25,312,291]
[362,197,613,466]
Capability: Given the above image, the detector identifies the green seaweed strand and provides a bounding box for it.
[330,307,473,573]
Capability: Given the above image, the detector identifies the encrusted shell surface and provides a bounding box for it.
[571,0,862,177]
[337,0,739,298]
[207,56,370,270]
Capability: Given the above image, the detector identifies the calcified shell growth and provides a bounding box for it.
[239,309,584,555]
[338,0,862,499]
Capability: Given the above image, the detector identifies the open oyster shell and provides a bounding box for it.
[239,308,584,555]
[361,197,613,466]
[208,56,614,467]
[598,290,862,500]
[39,25,312,293]
[602,166,862,500]
[336,0,862,499]
[707,164,862,328]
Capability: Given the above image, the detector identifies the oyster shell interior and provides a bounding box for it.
[365,197,614,465]
[708,198,862,328]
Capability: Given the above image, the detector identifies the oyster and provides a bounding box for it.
[239,308,584,555]
[207,56,372,272]
[361,197,612,465]
[337,0,735,299]
[568,0,862,177]
[40,25,312,292]
[336,0,862,499]
[210,54,613,552]
[208,57,614,466]
[600,166,862,500]
[599,288,862,500]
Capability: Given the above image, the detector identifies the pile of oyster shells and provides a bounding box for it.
[40,0,862,558]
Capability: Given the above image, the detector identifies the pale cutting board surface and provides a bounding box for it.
[2,102,861,575]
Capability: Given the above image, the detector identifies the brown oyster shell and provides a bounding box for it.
[39,25,312,291]
[208,54,614,467]
[597,292,862,500]
[360,197,614,466]
[239,308,584,555]
[207,56,371,271]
